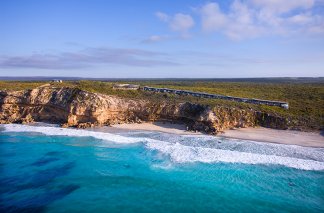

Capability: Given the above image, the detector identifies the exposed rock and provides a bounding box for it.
[0,86,290,134]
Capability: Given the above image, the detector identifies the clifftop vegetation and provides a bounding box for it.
[0,79,323,131]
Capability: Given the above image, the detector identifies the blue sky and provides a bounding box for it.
[1,0,324,78]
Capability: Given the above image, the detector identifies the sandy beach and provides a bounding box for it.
[220,127,324,148]
[110,122,202,135]
[111,122,324,148]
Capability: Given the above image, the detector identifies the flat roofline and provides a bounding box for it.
[143,86,288,105]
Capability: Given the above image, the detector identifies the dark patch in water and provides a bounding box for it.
[0,177,27,194]
[27,162,76,189]
[0,205,46,213]
[51,184,80,198]
[31,157,60,167]
[0,152,16,157]
[45,151,62,156]
[1,161,78,213]
[288,178,296,187]
[0,184,80,213]
[0,162,75,193]
[288,182,296,187]
[123,164,131,168]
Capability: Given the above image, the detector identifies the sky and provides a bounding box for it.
[0,0,324,78]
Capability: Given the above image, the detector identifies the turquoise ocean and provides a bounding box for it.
[1,124,323,213]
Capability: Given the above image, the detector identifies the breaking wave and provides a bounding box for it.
[146,141,324,171]
[1,124,149,144]
[2,124,324,171]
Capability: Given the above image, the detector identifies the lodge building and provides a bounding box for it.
[142,86,289,109]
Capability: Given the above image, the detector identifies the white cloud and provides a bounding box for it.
[156,12,195,33]
[142,35,170,43]
[155,12,169,22]
[250,0,315,14]
[0,47,179,69]
[150,12,194,43]
[287,13,313,25]
[199,0,324,40]
[170,13,195,32]
[200,1,265,40]
[154,1,323,40]
[201,3,227,31]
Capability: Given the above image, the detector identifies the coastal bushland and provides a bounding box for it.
[0,79,323,131]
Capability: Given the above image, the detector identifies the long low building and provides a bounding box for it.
[142,86,289,109]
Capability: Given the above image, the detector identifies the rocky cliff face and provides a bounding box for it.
[0,86,289,134]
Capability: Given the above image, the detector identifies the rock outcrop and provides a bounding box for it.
[0,86,289,134]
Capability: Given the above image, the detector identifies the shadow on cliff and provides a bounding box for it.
[151,121,188,131]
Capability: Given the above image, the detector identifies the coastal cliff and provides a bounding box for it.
[0,86,289,134]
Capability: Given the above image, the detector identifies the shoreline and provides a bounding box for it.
[109,122,202,135]
[220,127,323,148]
[1,121,323,148]
[110,122,324,148]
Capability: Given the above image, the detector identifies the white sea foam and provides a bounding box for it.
[2,124,324,171]
[1,124,148,144]
[145,141,324,171]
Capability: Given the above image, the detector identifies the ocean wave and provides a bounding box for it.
[1,124,148,144]
[124,131,324,162]
[146,141,324,171]
[2,124,324,171]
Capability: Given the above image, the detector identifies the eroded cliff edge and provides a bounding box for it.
[0,86,289,134]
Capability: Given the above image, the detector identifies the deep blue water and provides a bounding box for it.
[0,124,323,213]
